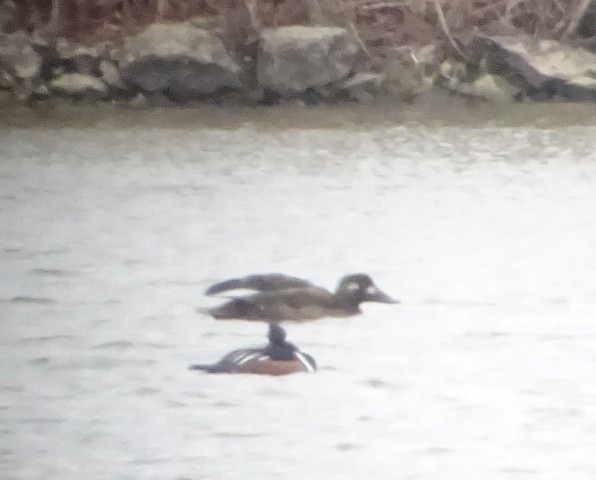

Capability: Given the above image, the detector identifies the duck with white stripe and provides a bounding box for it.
[189,323,316,376]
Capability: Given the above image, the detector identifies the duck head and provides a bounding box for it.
[335,274,399,305]
[268,322,288,345]
[265,322,298,360]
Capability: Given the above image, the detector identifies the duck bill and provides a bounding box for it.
[365,287,400,304]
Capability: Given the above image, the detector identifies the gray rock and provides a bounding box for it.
[50,73,108,99]
[438,58,521,102]
[34,82,50,97]
[467,35,596,101]
[115,23,239,70]
[257,26,359,97]
[53,37,103,76]
[470,74,521,102]
[381,46,434,98]
[115,23,242,101]
[0,31,42,80]
[338,72,384,101]
[438,59,469,92]
[55,37,100,60]
[121,56,241,98]
[128,92,149,109]
[0,30,42,99]
[99,60,123,88]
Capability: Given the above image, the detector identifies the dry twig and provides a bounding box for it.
[433,0,467,58]
[562,0,592,38]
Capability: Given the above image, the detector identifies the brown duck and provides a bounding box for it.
[200,273,399,321]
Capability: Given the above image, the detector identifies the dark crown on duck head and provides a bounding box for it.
[336,273,374,289]
[268,322,288,345]
[335,274,397,304]
[265,322,298,360]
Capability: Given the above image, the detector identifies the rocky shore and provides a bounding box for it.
[1,0,595,106]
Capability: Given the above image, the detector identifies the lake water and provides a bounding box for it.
[1,101,596,480]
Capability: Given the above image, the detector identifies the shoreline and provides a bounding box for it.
[2,90,595,130]
[1,1,595,107]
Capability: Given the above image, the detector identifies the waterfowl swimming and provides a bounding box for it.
[205,273,314,296]
[189,322,316,375]
[200,273,398,321]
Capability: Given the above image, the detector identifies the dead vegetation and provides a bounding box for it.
[13,0,596,47]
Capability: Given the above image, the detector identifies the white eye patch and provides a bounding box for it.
[366,285,377,295]
[346,282,360,291]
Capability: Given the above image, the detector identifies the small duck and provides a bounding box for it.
[200,273,398,321]
[189,322,316,375]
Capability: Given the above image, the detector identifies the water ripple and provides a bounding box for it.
[422,447,454,455]
[4,247,71,259]
[360,378,403,390]
[79,432,111,444]
[499,467,540,474]
[0,386,23,393]
[30,357,51,366]
[21,335,73,345]
[8,296,55,305]
[213,431,268,439]
[20,417,66,425]
[207,401,237,409]
[132,387,161,397]
[336,442,363,451]
[142,342,171,349]
[92,340,135,350]
[82,356,132,370]
[31,268,76,278]
[181,390,209,399]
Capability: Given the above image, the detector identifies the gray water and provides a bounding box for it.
[1,103,596,480]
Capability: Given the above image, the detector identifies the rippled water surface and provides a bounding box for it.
[1,103,596,480]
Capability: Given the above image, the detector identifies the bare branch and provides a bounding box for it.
[433,0,468,59]
[348,21,372,57]
[562,0,592,39]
